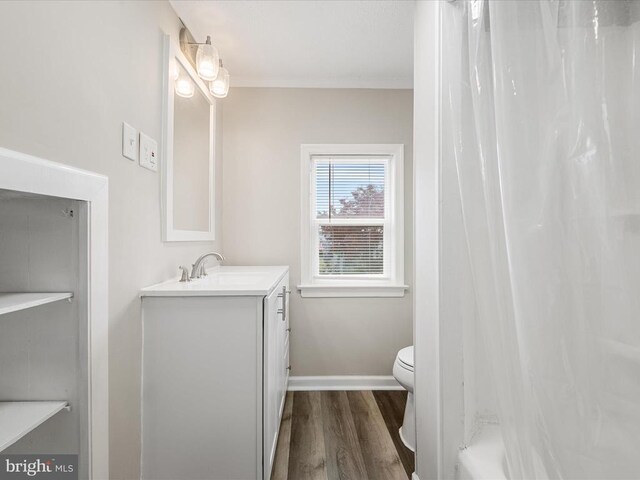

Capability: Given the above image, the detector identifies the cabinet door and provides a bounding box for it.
[277,275,290,419]
[263,274,290,480]
[263,288,278,479]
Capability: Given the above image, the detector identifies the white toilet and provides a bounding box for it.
[393,345,415,452]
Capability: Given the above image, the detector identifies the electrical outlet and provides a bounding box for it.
[139,132,158,172]
[122,122,138,161]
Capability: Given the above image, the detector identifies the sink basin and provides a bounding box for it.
[199,272,267,286]
[140,266,289,297]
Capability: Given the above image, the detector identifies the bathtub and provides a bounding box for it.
[457,425,509,480]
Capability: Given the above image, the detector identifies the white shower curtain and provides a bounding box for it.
[450,1,640,478]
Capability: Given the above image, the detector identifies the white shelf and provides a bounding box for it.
[0,401,69,452]
[0,292,73,316]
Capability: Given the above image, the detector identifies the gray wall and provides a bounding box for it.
[0,2,222,479]
[222,88,413,376]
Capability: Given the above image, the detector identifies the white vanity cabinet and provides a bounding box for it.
[141,266,290,480]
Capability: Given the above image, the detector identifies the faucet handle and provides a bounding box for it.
[179,266,191,282]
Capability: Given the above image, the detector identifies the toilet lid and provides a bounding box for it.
[398,346,414,369]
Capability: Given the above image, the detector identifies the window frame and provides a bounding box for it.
[299,144,407,298]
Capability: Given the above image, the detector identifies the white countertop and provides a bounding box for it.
[140,266,289,297]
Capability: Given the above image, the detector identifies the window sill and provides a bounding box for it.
[297,284,409,298]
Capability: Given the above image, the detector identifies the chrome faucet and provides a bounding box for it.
[178,265,191,282]
[190,252,225,279]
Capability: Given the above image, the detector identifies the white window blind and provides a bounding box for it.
[313,157,388,277]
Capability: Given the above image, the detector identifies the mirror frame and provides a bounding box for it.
[161,35,216,242]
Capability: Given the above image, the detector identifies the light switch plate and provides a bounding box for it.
[139,132,158,172]
[122,122,138,161]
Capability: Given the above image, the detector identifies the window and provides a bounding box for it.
[299,144,407,297]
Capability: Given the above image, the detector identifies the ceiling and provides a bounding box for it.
[170,1,414,89]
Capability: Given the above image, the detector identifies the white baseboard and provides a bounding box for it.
[412,473,420,480]
[288,375,402,391]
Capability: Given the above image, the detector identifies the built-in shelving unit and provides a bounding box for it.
[0,401,69,452]
[0,293,73,452]
[0,147,109,478]
[0,292,73,316]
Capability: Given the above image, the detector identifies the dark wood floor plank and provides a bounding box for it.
[288,391,328,480]
[275,391,411,480]
[272,391,294,480]
[372,391,414,477]
[346,391,408,480]
[320,391,369,480]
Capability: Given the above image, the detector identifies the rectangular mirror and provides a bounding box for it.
[162,35,216,242]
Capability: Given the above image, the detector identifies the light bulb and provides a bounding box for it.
[175,74,195,98]
[196,36,219,81]
[210,61,230,98]
[169,60,180,81]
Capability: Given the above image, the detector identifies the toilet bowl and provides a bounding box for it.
[393,346,415,452]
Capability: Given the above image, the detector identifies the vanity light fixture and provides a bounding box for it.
[196,36,220,81]
[179,25,231,99]
[175,73,195,98]
[210,59,230,98]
